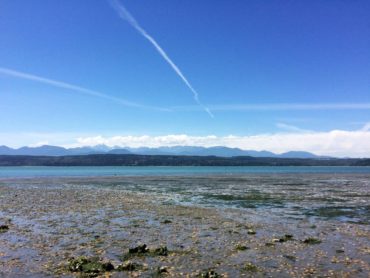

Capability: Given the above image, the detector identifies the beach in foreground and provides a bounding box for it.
[0,174,369,277]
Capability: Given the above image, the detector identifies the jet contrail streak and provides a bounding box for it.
[0,67,170,111]
[109,0,214,118]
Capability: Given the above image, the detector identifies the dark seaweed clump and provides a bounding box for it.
[0,225,9,233]
[68,256,114,275]
[123,244,169,260]
[244,262,259,272]
[198,269,221,278]
[116,261,143,272]
[129,244,149,254]
[303,237,322,244]
[235,244,249,251]
[278,234,294,242]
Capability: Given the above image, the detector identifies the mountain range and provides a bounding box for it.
[0,145,327,158]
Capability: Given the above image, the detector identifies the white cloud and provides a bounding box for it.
[72,129,370,157]
[2,128,370,157]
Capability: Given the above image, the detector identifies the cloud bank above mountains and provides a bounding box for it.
[1,124,370,158]
[73,129,370,158]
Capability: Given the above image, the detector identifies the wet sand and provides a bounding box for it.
[0,176,369,277]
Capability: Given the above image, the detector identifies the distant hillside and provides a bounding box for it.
[0,145,329,159]
[0,154,368,167]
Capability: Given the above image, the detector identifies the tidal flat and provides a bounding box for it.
[0,174,369,277]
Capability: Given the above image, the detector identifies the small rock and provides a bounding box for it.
[247,229,256,235]
[158,266,168,273]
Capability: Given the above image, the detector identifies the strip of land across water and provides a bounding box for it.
[0,175,369,277]
[1,154,370,166]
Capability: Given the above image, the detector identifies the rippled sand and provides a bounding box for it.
[0,175,369,277]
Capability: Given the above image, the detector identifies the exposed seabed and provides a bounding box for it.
[0,175,369,277]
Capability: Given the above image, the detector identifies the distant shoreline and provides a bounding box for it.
[0,154,369,166]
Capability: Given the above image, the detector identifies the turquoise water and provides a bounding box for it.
[0,166,370,178]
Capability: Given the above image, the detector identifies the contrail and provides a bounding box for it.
[0,67,170,111]
[109,0,214,118]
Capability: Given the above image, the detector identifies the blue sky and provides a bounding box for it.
[0,0,370,156]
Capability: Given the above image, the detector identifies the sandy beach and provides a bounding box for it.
[0,176,369,277]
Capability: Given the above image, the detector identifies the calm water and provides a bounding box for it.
[0,166,370,178]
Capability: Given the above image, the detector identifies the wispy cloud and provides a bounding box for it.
[173,103,370,111]
[109,0,213,118]
[0,67,169,111]
[276,123,312,133]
